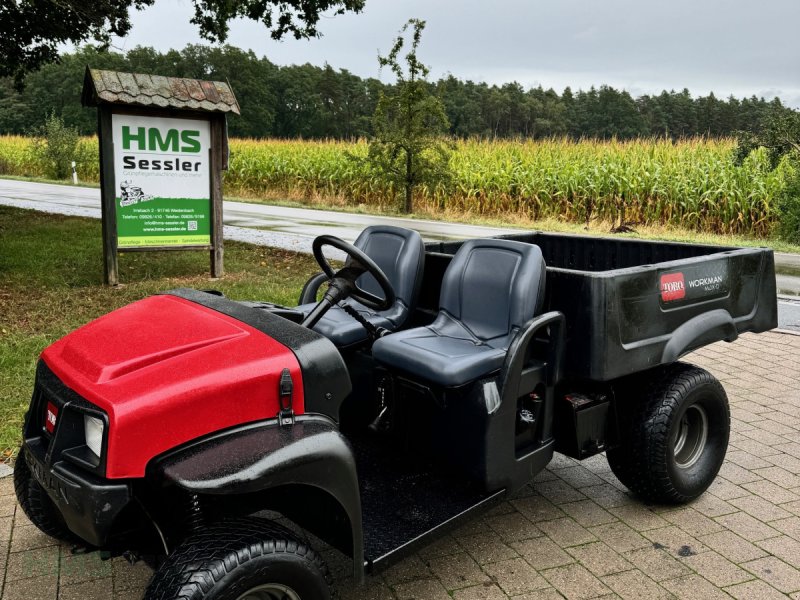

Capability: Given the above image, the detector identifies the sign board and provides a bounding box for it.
[82,68,239,285]
[111,115,212,248]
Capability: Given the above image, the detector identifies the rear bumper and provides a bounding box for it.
[24,438,130,547]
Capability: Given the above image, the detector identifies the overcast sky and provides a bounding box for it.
[112,0,800,107]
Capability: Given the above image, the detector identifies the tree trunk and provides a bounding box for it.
[404,152,413,213]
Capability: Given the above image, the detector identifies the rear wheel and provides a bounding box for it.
[13,446,79,543]
[145,518,331,600]
[606,363,730,504]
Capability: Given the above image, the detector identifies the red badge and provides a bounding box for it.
[660,272,685,302]
[45,402,58,434]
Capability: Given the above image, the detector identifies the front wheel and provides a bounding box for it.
[606,362,730,504]
[144,517,331,600]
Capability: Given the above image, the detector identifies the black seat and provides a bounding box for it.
[297,226,425,347]
[372,239,546,387]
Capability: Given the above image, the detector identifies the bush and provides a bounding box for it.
[30,113,79,180]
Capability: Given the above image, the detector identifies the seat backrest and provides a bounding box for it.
[352,225,426,316]
[439,239,546,347]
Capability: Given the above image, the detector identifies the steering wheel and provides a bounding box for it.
[301,235,396,329]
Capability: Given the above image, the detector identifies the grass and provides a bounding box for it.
[0,206,319,460]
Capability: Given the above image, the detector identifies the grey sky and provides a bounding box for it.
[113,0,800,107]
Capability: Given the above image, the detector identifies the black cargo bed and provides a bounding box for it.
[421,232,777,381]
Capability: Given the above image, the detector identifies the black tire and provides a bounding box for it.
[145,517,331,600]
[13,446,80,543]
[606,362,730,504]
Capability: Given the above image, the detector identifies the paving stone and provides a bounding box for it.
[729,494,793,522]
[454,519,494,539]
[713,511,781,542]
[5,545,59,582]
[511,496,565,523]
[756,535,800,569]
[486,512,543,543]
[566,542,633,577]
[510,588,565,600]
[753,466,800,489]
[661,507,724,537]
[340,580,395,600]
[0,574,57,600]
[740,479,800,505]
[623,546,690,582]
[641,525,709,556]
[393,578,450,600]
[679,550,752,587]
[579,484,632,509]
[707,478,749,501]
[452,583,508,600]
[601,570,672,600]
[587,522,650,554]
[534,480,588,504]
[417,534,462,560]
[698,530,769,564]
[541,563,610,600]
[427,551,490,591]
[511,536,573,570]
[9,524,57,553]
[560,500,617,528]
[537,518,597,548]
[741,556,800,593]
[552,466,605,489]
[111,557,153,592]
[685,494,737,518]
[59,578,115,600]
[660,574,730,600]
[382,554,431,585]
[770,515,800,541]
[58,550,113,586]
[607,505,667,532]
[482,557,549,596]
[724,579,789,600]
[459,533,519,565]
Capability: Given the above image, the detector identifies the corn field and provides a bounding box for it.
[0,135,788,237]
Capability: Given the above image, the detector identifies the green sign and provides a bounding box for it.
[112,115,211,247]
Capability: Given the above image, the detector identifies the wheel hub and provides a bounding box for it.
[673,404,708,469]
[236,583,302,600]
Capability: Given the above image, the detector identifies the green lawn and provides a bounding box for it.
[0,206,319,460]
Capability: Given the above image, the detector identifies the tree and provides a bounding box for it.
[365,19,451,213]
[0,0,365,85]
[736,107,800,243]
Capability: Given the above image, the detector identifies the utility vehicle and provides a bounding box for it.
[15,226,777,599]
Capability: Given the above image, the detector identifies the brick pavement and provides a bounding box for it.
[1,331,799,599]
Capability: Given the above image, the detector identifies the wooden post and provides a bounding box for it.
[209,115,225,278]
[97,106,119,286]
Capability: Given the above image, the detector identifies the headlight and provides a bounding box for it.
[84,415,104,458]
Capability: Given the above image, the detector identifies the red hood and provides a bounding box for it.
[42,295,304,478]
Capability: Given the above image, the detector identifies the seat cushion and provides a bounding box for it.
[372,313,507,387]
[296,301,393,348]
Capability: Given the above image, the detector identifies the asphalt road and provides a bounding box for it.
[2,178,799,332]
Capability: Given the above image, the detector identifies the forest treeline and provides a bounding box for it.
[0,45,793,140]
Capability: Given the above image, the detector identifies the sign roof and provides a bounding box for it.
[81,68,240,115]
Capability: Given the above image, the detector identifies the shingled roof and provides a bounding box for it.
[81,68,240,115]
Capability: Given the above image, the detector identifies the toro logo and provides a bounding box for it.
[660,272,686,302]
[45,402,58,434]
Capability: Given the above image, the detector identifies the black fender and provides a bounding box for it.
[661,308,737,363]
[150,415,364,580]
